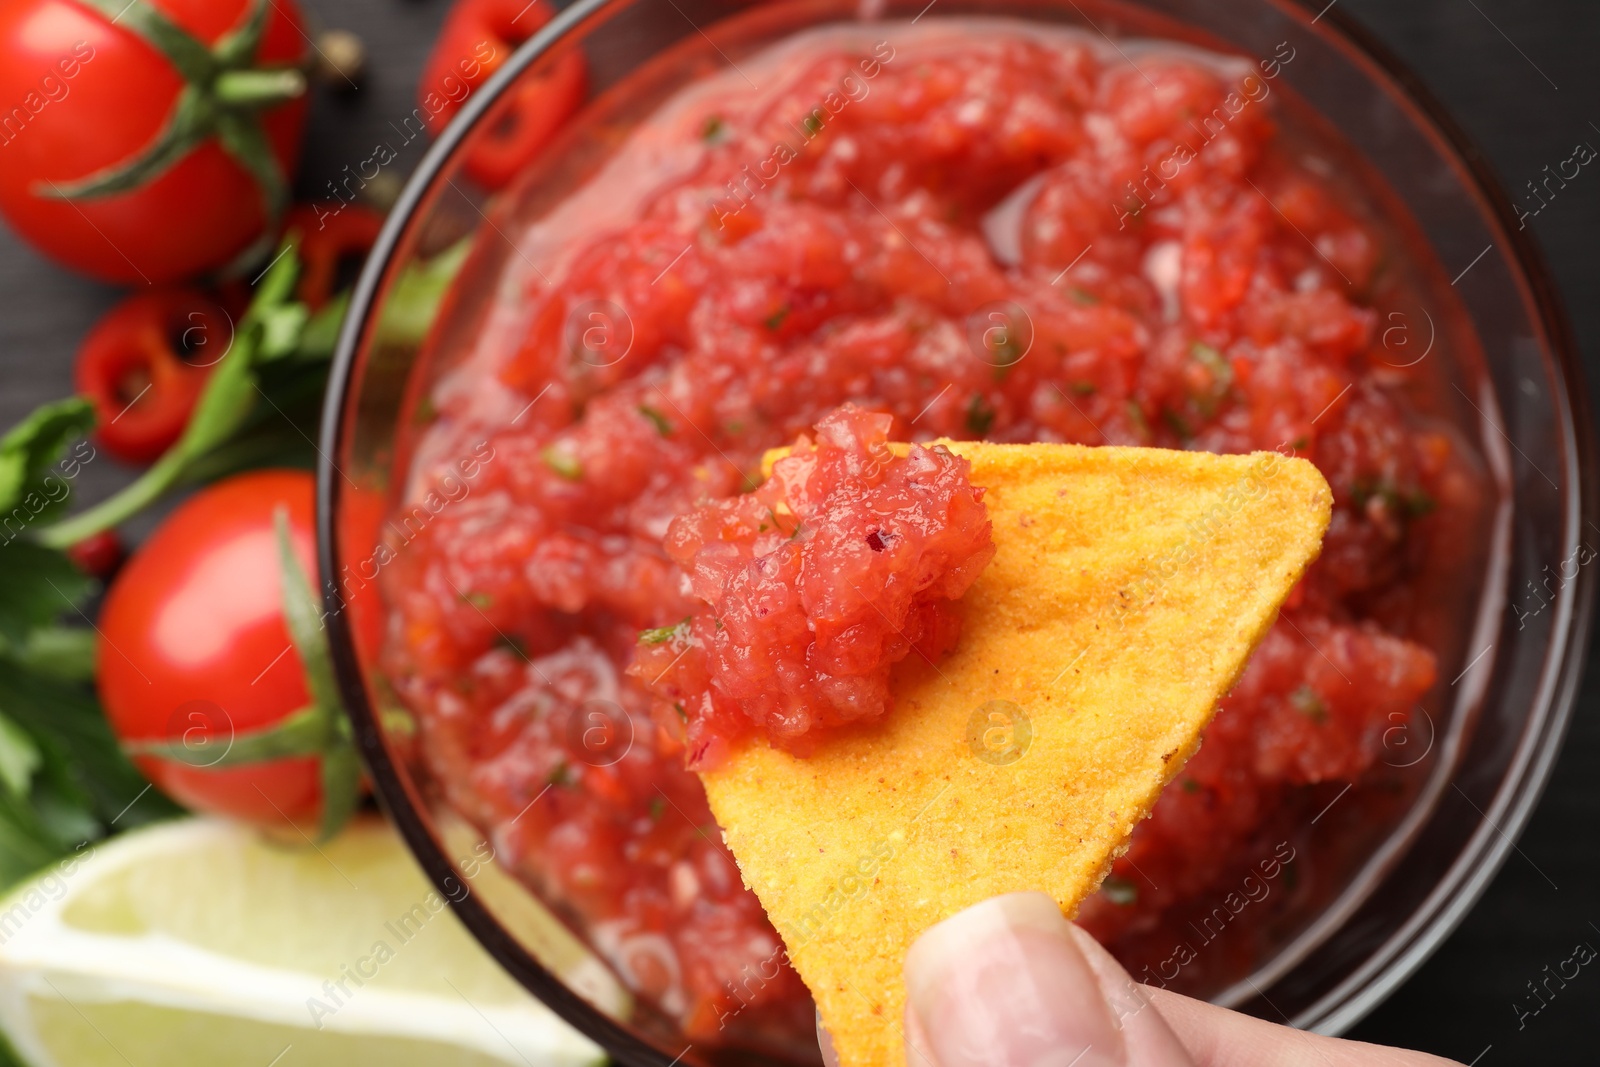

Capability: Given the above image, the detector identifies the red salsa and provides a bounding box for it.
[630,403,994,768]
[379,17,1491,1050]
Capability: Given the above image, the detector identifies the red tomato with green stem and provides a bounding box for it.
[97,470,357,830]
[0,0,309,284]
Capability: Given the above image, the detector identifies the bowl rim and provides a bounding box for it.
[316,0,1597,1059]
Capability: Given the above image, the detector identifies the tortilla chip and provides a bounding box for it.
[700,443,1331,1067]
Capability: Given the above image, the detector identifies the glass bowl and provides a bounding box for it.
[316,0,1595,1063]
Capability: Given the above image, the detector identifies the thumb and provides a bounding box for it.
[900,892,1194,1067]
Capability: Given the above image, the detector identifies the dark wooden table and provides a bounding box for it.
[1,0,1594,1063]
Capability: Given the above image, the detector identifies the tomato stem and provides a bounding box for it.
[213,68,307,108]
[275,509,361,842]
[123,705,329,764]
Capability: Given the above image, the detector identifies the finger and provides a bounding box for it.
[903,891,1191,1067]
[905,1000,937,1067]
[818,1011,842,1067]
[1140,985,1466,1067]
[1063,925,1200,1066]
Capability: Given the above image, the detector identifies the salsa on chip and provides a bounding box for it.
[672,427,1330,1067]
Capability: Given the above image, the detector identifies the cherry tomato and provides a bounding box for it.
[284,203,385,312]
[66,529,125,579]
[0,0,309,284]
[418,0,587,190]
[74,289,231,465]
[98,470,326,827]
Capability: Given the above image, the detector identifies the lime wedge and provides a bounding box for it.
[0,817,624,1067]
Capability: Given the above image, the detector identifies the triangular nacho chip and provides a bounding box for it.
[699,443,1331,1067]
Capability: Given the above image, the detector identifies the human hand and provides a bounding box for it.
[819,892,1462,1067]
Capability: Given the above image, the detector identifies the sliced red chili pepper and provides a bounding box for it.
[212,278,256,322]
[463,50,588,191]
[75,290,233,465]
[284,203,386,311]
[418,0,588,190]
[420,0,550,131]
[66,530,126,579]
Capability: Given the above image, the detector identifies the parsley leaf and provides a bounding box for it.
[0,542,91,645]
[639,619,691,645]
[541,446,583,481]
[1290,685,1328,724]
[1102,876,1138,905]
[638,406,672,436]
[966,393,996,436]
[0,397,94,520]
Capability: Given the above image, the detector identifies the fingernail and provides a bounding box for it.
[905,892,1126,1067]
